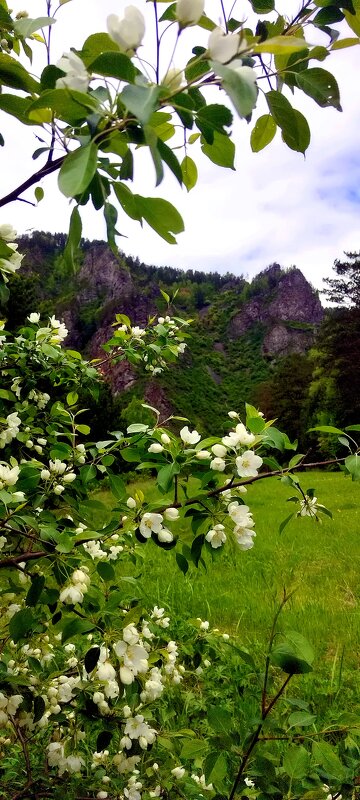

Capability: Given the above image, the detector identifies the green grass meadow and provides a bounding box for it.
[100,471,360,677]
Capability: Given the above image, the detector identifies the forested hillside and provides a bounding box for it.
[4,231,359,448]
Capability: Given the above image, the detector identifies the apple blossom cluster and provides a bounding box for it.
[0,224,23,280]
[107,313,188,376]
[54,1,257,105]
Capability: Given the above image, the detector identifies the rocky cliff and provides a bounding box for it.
[14,234,324,432]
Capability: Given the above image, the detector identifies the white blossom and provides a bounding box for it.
[56,52,89,93]
[27,312,40,323]
[208,27,242,63]
[0,464,19,488]
[235,450,263,478]
[171,766,186,779]
[180,426,201,446]
[0,224,17,241]
[107,6,145,53]
[139,512,163,539]
[205,524,226,549]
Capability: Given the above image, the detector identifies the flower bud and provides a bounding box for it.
[164,507,180,521]
[208,27,241,63]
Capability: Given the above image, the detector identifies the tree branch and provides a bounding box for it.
[0,156,64,209]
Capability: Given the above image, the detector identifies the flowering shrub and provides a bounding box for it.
[1,1,360,797]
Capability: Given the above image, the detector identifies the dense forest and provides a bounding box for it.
[3,232,360,454]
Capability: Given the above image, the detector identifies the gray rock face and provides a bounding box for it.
[229,266,323,356]
[78,244,133,305]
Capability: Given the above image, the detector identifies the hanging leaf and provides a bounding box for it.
[58,142,98,198]
[296,68,341,110]
[251,114,277,151]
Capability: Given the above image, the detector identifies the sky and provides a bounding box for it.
[1,0,360,290]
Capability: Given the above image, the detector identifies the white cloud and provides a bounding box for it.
[2,0,360,290]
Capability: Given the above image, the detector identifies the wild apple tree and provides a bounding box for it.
[1,2,360,799]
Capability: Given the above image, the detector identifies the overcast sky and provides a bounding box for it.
[1,0,360,289]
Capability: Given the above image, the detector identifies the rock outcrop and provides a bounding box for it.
[229,265,323,356]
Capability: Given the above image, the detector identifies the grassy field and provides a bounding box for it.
[99,470,360,676]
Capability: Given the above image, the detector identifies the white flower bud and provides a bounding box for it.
[107,6,145,54]
[126,496,136,509]
[164,507,179,521]
[148,443,164,454]
[176,0,204,26]
[160,433,171,445]
[211,444,227,458]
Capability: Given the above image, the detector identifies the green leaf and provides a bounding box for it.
[204,752,228,786]
[14,15,55,38]
[61,617,95,644]
[9,608,35,643]
[63,206,82,271]
[0,388,16,401]
[345,453,360,480]
[279,513,295,534]
[135,195,184,244]
[114,182,142,221]
[26,575,45,607]
[181,155,198,191]
[201,131,235,169]
[282,108,310,153]
[266,90,310,153]
[208,706,232,734]
[120,84,161,126]
[250,0,274,11]
[97,561,115,582]
[0,93,33,125]
[108,473,126,500]
[283,745,309,779]
[33,695,46,723]
[251,114,277,152]
[80,32,120,67]
[296,67,341,110]
[288,711,317,728]
[180,740,208,759]
[254,36,309,54]
[157,138,183,185]
[271,631,314,674]
[28,88,98,125]
[308,425,345,434]
[0,53,39,93]
[211,62,258,118]
[312,740,346,781]
[176,552,189,575]
[157,461,180,492]
[35,186,44,203]
[196,103,233,142]
[58,142,98,198]
[89,51,136,83]
[80,464,97,484]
